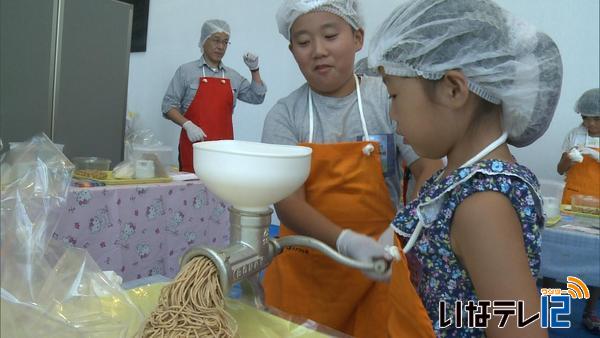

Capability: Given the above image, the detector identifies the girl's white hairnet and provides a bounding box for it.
[368,0,563,147]
[199,19,231,48]
[575,88,600,117]
[276,0,363,41]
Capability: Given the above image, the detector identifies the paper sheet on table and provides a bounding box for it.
[559,224,600,235]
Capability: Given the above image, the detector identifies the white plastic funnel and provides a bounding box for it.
[193,140,312,212]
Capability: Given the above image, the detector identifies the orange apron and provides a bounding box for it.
[263,75,433,337]
[178,68,234,172]
[263,141,394,337]
[562,146,600,204]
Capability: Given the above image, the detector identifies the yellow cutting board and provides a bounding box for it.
[74,170,172,185]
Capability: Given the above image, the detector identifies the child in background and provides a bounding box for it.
[261,0,440,337]
[557,88,600,203]
[368,0,562,337]
[556,88,600,333]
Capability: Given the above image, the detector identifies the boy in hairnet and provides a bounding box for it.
[556,88,600,333]
[261,1,440,337]
[369,0,562,336]
[162,19,267,172]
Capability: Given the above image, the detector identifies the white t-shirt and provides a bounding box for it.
[562,125,600,152]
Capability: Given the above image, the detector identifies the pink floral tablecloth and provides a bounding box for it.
[53,181,230,282]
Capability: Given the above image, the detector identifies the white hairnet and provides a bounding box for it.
[355,57,379,77]
[199,19,231,48]
[276,0,363,41]
[368,0,563,147]
[575,88,600,117]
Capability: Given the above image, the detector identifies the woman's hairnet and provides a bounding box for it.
[575,88,600,117]
[368,0,563,147]
[276,0,363,41]
[199,19,231,48]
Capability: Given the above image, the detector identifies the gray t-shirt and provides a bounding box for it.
[262,75,419,208]
[161,56,267,116]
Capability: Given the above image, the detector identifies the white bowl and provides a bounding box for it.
[193,140,312,212]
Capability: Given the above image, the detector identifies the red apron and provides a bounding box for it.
[178,75,234,172]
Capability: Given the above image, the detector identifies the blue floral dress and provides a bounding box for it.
[392,160,544,338]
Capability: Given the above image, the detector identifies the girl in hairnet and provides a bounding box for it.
[368,0,562,337]
[556,88,600,333]
[261,1,440,337]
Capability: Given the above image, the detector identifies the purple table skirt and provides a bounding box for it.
[53,181,230,282]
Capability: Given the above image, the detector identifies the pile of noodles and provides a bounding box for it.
[139,256,237,337]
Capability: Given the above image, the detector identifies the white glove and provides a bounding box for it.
[568,147,584,163]
[378,226,402,261]
[580,147,600,162]
[182,121,207,142]
[336,229,392,281]
[378,226,394,247]
[243,52,259,71]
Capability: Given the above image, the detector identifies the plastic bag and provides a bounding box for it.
[118,112,172,177]
[1,133,144,337]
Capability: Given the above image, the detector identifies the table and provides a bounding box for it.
[540,214,600,287]
[53,181,230,282]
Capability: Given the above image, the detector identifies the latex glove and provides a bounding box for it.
[378,226,402,261]
[336,229,392,281]
[580,147,600,162]
[243,52,259,71]
[182,121,207,142]
[568,147,584,163]
[378,226,394,247]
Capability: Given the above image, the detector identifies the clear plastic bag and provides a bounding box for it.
[117,112,172,177]
[1,133,144,337]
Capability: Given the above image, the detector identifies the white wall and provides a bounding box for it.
[127,0,599,181]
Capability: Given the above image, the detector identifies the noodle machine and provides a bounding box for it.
[180,140,390,309]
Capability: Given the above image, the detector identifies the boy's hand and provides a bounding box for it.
[567,147,584,163]
[336,229,392,281]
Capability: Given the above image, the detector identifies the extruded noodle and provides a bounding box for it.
[140,256,237,337]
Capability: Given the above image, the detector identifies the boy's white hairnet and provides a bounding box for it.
[368,0,563,147]
[276,0,363,41]
[199,19,231,48]
[575,88,600,117]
